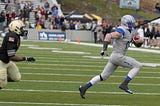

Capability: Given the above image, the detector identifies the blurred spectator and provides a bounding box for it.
[155,29,160,39]
[54,15,61,29]
[144,26,151,47]
[25,18,30,28]
[155,29,160,48]
[28,1,34,12]
[149,26,156,47]
[19,6,30,20]
[35,10,42,22]
[85,21,92,30]
[137,25,145,47]
[69,20,75,30]
[59,15,65,29]
[103,23,113,40]
[11,9,16,19]
[44,0,50,20]
[155,3,160,13]
[91,21,97,43]
[44,0,50,12]
[61,21,66,32]
[5,2,11,11]
[36,22,42,30]
[102,19,108,39]
[45,17,52,29]
[75,21,83,30]
[51,4,58,19]
[40,7,45,16]
[0,10,5,32]
[96,24,103,43]
[20,1,25,10]
[52,22,58,30]
[14,1,21,14]
[40,15,46,29]
[6,11,12,26]
[64,21,70,29]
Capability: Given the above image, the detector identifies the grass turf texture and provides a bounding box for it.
[0,40,159,106]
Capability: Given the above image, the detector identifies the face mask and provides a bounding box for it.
[19,30,28,36]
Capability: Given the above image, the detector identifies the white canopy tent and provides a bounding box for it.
[151,18,160,24]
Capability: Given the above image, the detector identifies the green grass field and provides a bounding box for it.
[0,40,159,106]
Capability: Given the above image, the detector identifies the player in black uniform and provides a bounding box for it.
[0,20,36,89]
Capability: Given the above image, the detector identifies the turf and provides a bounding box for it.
[0,40,159,106]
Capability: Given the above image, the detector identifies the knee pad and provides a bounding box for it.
[99,75,103,81]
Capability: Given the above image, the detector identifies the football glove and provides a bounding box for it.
[23,57,36,62]
[100,50,105,56]
[100,50,108,57]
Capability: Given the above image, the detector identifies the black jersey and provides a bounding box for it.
[0,32,20,63]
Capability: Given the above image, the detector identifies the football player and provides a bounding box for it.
[0,20,36,89]
[79,15,144,99]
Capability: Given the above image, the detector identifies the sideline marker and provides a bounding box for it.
[78,38,80,44]
[58,37,62,43]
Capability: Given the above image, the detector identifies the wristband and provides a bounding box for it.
[22,57,26,61]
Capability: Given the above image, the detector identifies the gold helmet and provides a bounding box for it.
[9,20,24,35]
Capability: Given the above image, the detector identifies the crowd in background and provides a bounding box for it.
[0,0,160,48]
[137,24,160,48]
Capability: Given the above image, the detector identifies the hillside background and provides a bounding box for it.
[59,0,160,23]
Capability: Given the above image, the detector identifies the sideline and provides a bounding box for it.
[69,42,160,54]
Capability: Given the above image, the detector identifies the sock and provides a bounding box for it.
[82,82,92,90]
[87,82,92,87]
[122,76,132,85]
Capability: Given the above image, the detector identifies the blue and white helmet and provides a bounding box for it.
[121,15,136,30]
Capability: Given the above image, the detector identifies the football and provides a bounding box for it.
[132,36,143,47]
[133,35,140,41]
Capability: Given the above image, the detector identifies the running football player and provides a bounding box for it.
[79,15,144,99]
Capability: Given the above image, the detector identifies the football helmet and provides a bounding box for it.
[9,20,26,35]
[121,15,136,30]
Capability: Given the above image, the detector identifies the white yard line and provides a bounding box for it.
[2,89,160,96]
[0,101,121,106]
[22,73,160,79]
[21,67,160,73]
[51,50,90,54]
[28,46,62,50]
[21,80,160,86]
[19,62,160,68]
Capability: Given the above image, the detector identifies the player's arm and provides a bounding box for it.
[11,56,36,62]
[101,32,122,56]
[104,32,122,42]
[6,37,36,62]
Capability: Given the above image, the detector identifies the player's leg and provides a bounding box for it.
[0,61,8,89]
[79,61,117,99]
[118,56,142,94]
[7,61,21,82]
